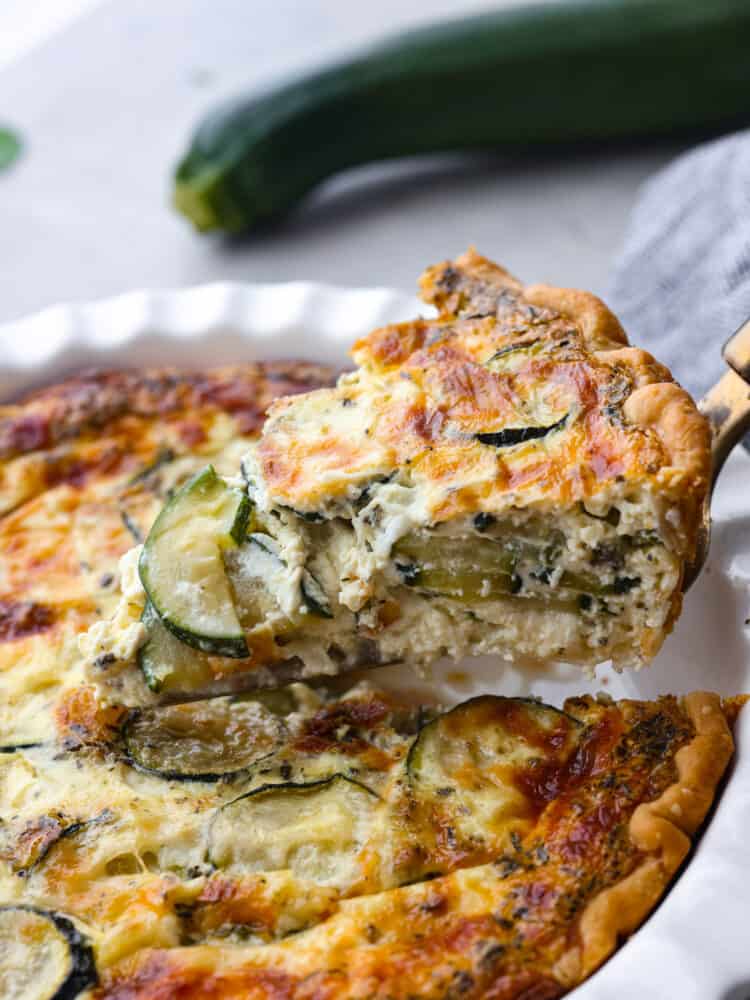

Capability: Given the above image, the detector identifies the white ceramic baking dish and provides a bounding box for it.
[1,282,747,1000]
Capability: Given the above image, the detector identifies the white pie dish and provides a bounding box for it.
[0,281,747,1000]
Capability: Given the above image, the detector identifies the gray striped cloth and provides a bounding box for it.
[609,129,750,401]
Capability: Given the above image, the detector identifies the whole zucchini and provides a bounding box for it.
[174,0,750,234]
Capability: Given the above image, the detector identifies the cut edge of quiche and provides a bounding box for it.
[83,250,710,706]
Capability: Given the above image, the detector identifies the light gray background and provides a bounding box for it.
[0,0,690,322]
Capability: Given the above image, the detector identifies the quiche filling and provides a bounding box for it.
[79,250,708,704]
[0,682,734,999]
[83,462,681,705]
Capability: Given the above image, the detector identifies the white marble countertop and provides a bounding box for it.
[0,0,690,323]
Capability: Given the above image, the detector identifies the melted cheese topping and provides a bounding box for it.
[0,691,709,1000]
[256,313,678,530]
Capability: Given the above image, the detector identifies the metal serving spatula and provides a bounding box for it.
[683,317,750,592]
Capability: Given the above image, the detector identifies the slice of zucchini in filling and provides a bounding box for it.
[139,465,251,657]
[0,906,97,1000]
[122,697,286,781]
[408,696,581,834]
[95,460,680,705]
[381,505,680,668]
[382,696,582,884]
[207,775,379,889]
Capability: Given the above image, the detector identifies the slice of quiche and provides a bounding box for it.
[84,251,710,704]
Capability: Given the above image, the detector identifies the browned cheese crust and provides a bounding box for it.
[92,693,733,1000]
[259,249,709,558]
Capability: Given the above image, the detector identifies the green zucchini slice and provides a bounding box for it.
[0,906,97,1000]
[138,600,224,694]
[226,531,332,626]
[139,466,251,657]
[393,532,619,604]
[207,775,379,886]
[13,814,114,878]
[407,696,581,843]
[246,533,333,619]
[475,413,567,448]
[393,534,526,605]
[483,339,544,374]
[123,698,285,781]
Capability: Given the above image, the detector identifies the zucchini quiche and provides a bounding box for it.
[0,257,734,1000]
[84,251,710,706]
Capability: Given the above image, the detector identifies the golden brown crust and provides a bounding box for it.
[419,247,524,316]
[624,382,712,487]
[524,284,628,350]
[593,347,673,389]
[624,382,711,566]
[568,691,733,980]
[421,248,627,353]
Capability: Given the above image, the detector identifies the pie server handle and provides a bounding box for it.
[701,315,750,493]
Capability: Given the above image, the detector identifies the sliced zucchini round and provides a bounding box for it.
[252,747,377,788]
[207,775,379,887]
[123,698,285,781]
[483,339,544,374]
[248,532,332,618]
[16,814,114,878]
[246,531,283,562]
[138,600,225,694]
[226,532,288,630]
[394,534,520,604]
[407,696,582,843]
[14,819,91,876]
[0,906,97,1000]
[139,465,251,657]
[393,532,612,604]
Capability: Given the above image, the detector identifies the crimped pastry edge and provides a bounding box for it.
[509,260,711,498]
[556,691,734,985]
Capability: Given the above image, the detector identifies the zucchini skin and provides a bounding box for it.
[121,702,284,782]
[174,0,750,232]
[139,467,250,659]
[0,905,97,1000]
[206,775,380,873]
[475,414,568,448]
[406,694,582,785]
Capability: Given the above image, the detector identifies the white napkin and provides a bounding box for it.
[609,129,750,400]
